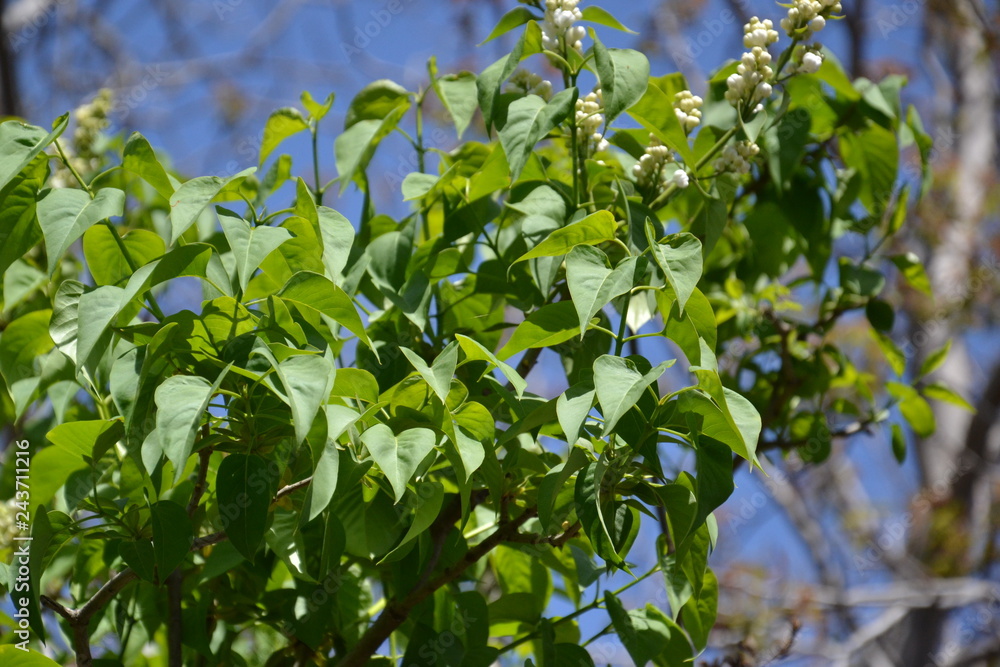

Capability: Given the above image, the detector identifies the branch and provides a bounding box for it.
[336,508,536,667]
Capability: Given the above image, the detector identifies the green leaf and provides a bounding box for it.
[591,35,649,125]
[37,187,126,276]
[605,592,694,665]
[30,419,123,517]
[922,382,975,412]
[888,381,936,437]
[0,115,67,191]
[401,172,439,201]
[344,79,410,128]
[514,210,617,263]
[497,301,581,360]
[891,252,932,296]
[594,355,673,434]
[580,6,636,33]
[566,245,639,336]
[255,344,335,444]
[480,6,538,43]
[301,91,335,121]
[0,646,63,666]
[0,154,48,278]
[646,226,702,313]
[260,107,309,165]
[891,423,907,463]
[122,132,175,200]
[627,84,695,166]
[499,88,576,181]
[360,425,437,503]
[477,30,527,134]
[151,500,194,579]
[279,271,371,350]
[217,453,277,560]
[429,57,479,139]
[168,168,256,245]
[681,569,718,651]
[307,406,361,521]
[557,382,596,443]
[83,226,165,286]
[155,368,229,481]
[0,309,53,388]
[335,103,410,194]
[919,340,951,378]
[872,330,906,376]
[400,341,459,403]
[218,207,292,292]
[381,480,444,562]
[456,334,527,397]
[839,124,898,215]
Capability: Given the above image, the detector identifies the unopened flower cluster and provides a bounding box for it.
[673,91,703,133]
[576,88,609,153]
[51,88,113,188]
[792,44,824,74]
[0,499,17,559]
[781,0,842,39]
[725,18,778,111]
[633,134,689,189]
[714,140,760,175]
[507,69,553,100]
[542,0,586,54]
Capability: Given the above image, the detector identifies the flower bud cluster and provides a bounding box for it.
[576,88,608,152]
[632,134,689,189]
[542,0,586,54]
[780,0,842,39]
[51,89,114,188]
[673,91,703,133]
[507,69,554,100]
[725,18,778,110]
[792,44,824,74]
[714,140,760,175]
[73,88,113,159]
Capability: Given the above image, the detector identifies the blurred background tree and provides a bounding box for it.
[2,0,998,664]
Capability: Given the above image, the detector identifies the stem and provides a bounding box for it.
[497,564,662,655]
[648,126,738,210]
[335,509,535,667]
[167,570,183,667]
[311,123,324,206]
[614,294,631,357]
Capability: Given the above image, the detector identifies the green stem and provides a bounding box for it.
[614,294,631,357]
[648,126,738,210]
[497,565,661,655]
[311,123,324,206]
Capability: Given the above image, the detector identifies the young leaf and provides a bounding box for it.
[594,355,674,434]
[37,187,126,276]
[217,453,276,560]
[0,114,68,191]
[591,33,650,125]
[580,6,636,33]
[605,592,695,665]
[456,334,527,397]
[279,271,372,350]
[218,207,293,292]
[400,341,459,403]
[919,340,951,378]
[360,425,437,503]
[498,88,576,181]
[154,367,229,481]
[477,29,527,134]
[480,6,538,43]
[301,90,335,120]
[0,155,48,277]
[168,168,256,245]
[83,226,165,286]
[566,245,640,336]
[122,132,176,200]
[253,342,335,445]
[344,79,410,128]
[497,301,581,360]
[514,210,617,263]
[557,382,596,443]
[259,107,309,165]
[334,103,410,194]
[429,57,479,139]
[645,226,703,313]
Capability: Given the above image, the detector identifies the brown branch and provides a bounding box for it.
[39,475,310,665]
[187,445,212,517]
[336,508,536,667]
